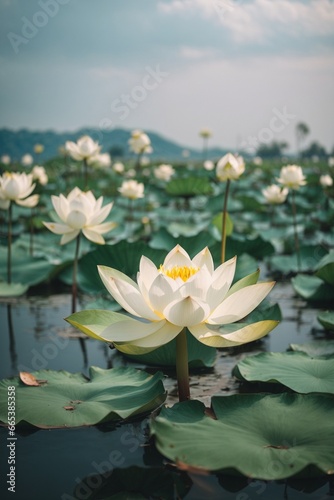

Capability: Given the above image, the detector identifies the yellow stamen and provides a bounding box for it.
[159,265,199,282]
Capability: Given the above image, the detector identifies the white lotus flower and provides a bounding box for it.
[154,164,175,181]
[118,180,144,199]
[328,157,334,168]
[216,153,245,181]
[203,160,214,171]
[199,128,212,138]
[262,184,288,204]
[69,245,277,354]
[128,130,152,155]
[88,153,111,168]
[0,172,39,210]
[1,155,11,165]
[32,165,48,185]
[253,156,263,166]
[43,187,116,245]
[21,154,33,167]
[34,144,44,154]
[320,174,333,188]
[277,165,306,190]
[65,135,101,161]
[112,162,125,174]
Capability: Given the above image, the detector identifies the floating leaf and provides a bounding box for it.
[292,275,334,303]
[124,330,216,369]
[290,341,334,358]
[0,281,28,297]
[317,311,334,331]
[60,241,165,293]
[150,394,334,480]
[166,177,213,197]
[269,246,328,275]
[315,250,334,285]
[212,212,233,237]
[0,367,166,428]
[0,245,54,287]
[233,351,334,394]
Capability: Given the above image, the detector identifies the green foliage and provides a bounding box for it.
[150,394,334,479]
[0,367,166,428]
[166,177,213,197]
[233,351,334,394]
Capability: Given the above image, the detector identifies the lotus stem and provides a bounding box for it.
[202,137,207,161]
[176,328,190,402]
[221,179,231,264]
[7,203,12,284]
[72,233,81,314]
[83,158,88,190]
[291,190,301,272]
[135,152,142,174]
[30,207,34,256]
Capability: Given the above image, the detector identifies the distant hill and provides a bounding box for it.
[0,127,228,163]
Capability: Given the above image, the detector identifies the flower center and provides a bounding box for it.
[160,265,199,282]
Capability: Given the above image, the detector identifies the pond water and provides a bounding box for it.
[0,278,333,500]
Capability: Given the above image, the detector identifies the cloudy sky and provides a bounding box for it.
[1,0,334,153]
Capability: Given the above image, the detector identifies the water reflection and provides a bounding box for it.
[7,304,17,370]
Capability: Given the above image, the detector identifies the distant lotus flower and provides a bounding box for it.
[112,162,125,174]
[277,165,306,272]
[34,144,44,154]
[216,153,245,182]
[328,157,334,168]
[253,156,263,166]
[88,153,112,168]
[21,154,33,167]
[154,164,175,181]
[216,153,245,263]
[0,172,39,284]
[199,128,212,139]
[67,245,277,401]
[125,168,136,178]
[277,165,306,190]
[43,187,116,245]
[65,135,101,162]
[1,155,11,165]
[320,175,333,188]
[32,165,48,186]
[0,172,39,209]
[118,180,144,200]
[262,185,288,204]
[199,129,212,160]
[128,130,152,155]
[203,160,214,171]
[140,156,151,166]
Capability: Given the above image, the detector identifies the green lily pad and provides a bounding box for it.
[0,245,55,287]
[60,241,165,293]
[123,330,216,369]
[212,212,233,236]
[317,311,334,331]
[315,250,334,285]
[292,274,334,303]
[0,281,29,297]
[0,367,166,428]
[166,177,213,197]
[290,340,334,357]
[269,245,328,274]
[233,351,334,394]
[150,394,334,479]
[149,228,216,253]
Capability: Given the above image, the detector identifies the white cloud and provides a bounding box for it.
[180,46,216,60]
[159,0,334,43]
